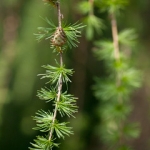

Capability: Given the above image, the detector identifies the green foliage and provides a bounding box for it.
[39,65,73,84]
[30,52,77,149]
[63,22,85,48]
[119,29,138,47]
[99,103,132,120]
[94,28,138,61]
[93,35,141,149]
[29,1,84,150]
[77,0,104,40]
[78,0,142,149]
[95,0,129,14]
[77,1,91,15]
[35,18,85,49]
[57,92,78,117]
[84,15,104,40]
[37,88,57,102]
[30,136,59,150]
[33,110,53,132]
[53,122,73,138]
[93,79,130,101]
[34,17,56,41]
[94,40,114,60]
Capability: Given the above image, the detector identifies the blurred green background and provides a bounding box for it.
[0,0,150,149]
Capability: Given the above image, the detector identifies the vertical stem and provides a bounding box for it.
[48,52,63,141]
[57,2,62,28]
[111,12,121,88]
[110,12,123,147]
[48,2,63,141]
[89,0,94,16]
[111,13,120,62]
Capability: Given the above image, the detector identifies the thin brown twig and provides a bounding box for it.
[110,12,124,147]
[57,2,62,28]
[48,2,63,141]
[110,12,121,88]
[89,0,94,15]
[48,52,63,140]
[111,12,120,62]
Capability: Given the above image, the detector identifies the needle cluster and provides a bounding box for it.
[29,1,84,149]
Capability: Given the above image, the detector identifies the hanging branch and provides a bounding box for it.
[92,0,141,149]
[89,0,94,16]
[110,12,122,100]
[48,2,63,141]
[57,2,62,28]
[29,0,85,149]
[110,11,125,147]
[111,12,120,62]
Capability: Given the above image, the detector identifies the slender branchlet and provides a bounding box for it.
[48,2,63,141]
[29,0,84,149]
[111,12,120,62]
[89,0,94,16]
[110,12,123,104]
[57,2,62,28]
[110,10,125,148]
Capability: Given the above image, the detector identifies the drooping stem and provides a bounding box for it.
[110,12,124,146]
[49,52,63,141]
[48,2,63,141]
[57,2,62,28]
[89,0,94,16]
[111,12,120,62]
[110,12,122,88]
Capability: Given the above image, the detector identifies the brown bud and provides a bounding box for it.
[51,27,66,46]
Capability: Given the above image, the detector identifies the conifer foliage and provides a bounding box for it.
[29,1,84,149]
[78,0,142,149]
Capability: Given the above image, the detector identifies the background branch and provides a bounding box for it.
[111,12,120,62]
[110,12,124,146]
[89,0,94,15]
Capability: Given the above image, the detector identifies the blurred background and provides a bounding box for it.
[0,0,150,149]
